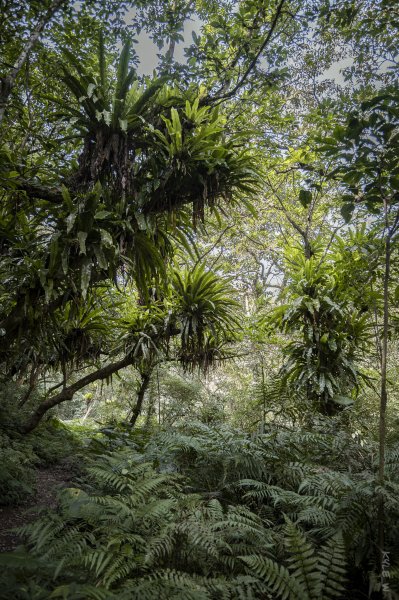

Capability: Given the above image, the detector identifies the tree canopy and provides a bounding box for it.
[1,0,399,598]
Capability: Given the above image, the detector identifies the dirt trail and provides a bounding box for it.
[0,462,72,552]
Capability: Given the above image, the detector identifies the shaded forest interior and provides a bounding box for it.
[0,0,399,598]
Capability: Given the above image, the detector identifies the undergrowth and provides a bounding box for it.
[0,420,398,598]
[0,384,83,505]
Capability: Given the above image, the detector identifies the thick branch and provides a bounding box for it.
[20,354,134,433]
[18,181,64,203]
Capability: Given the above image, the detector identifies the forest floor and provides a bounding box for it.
[0,461,73,552]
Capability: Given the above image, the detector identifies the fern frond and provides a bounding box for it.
[284,520,319,597]
[241,554,307,600]
[316,531,347,599]
[50,583,112,599]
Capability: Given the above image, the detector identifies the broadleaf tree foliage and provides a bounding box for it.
[0,0,399,599]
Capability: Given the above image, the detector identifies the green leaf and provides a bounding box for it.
[100,229,113,248]
[94,210,111,220]
[127,76,168,122]
[299,189,312,208]
[332,395,354,406]
[93,244,108,269]
[61,185,74,211]
[66,212,77,233]
[80,258,92,299]
[61,248,69,275]
[44,278,54,303]
[241,197,258,218]
[340,203,355,223]
[77,231,88,255]
[115,40,131,100]
[48,234,60,273]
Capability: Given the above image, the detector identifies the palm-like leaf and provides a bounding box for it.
[171,265,240,369]
[268,248,371,414]
[52,294,112,368]
[56,39,260,219]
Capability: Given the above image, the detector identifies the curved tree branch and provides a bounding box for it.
[210,0,287,103]
[20,354,134,434]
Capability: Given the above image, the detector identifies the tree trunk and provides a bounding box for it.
[378,225,391,598]
[18,363,42,407]
[377,205,399,598]
[144,376,158,428]
[81,387,99,423]
[20,354,133,434]
[130,372,151,427]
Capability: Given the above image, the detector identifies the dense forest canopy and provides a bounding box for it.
[0,0,399,598]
